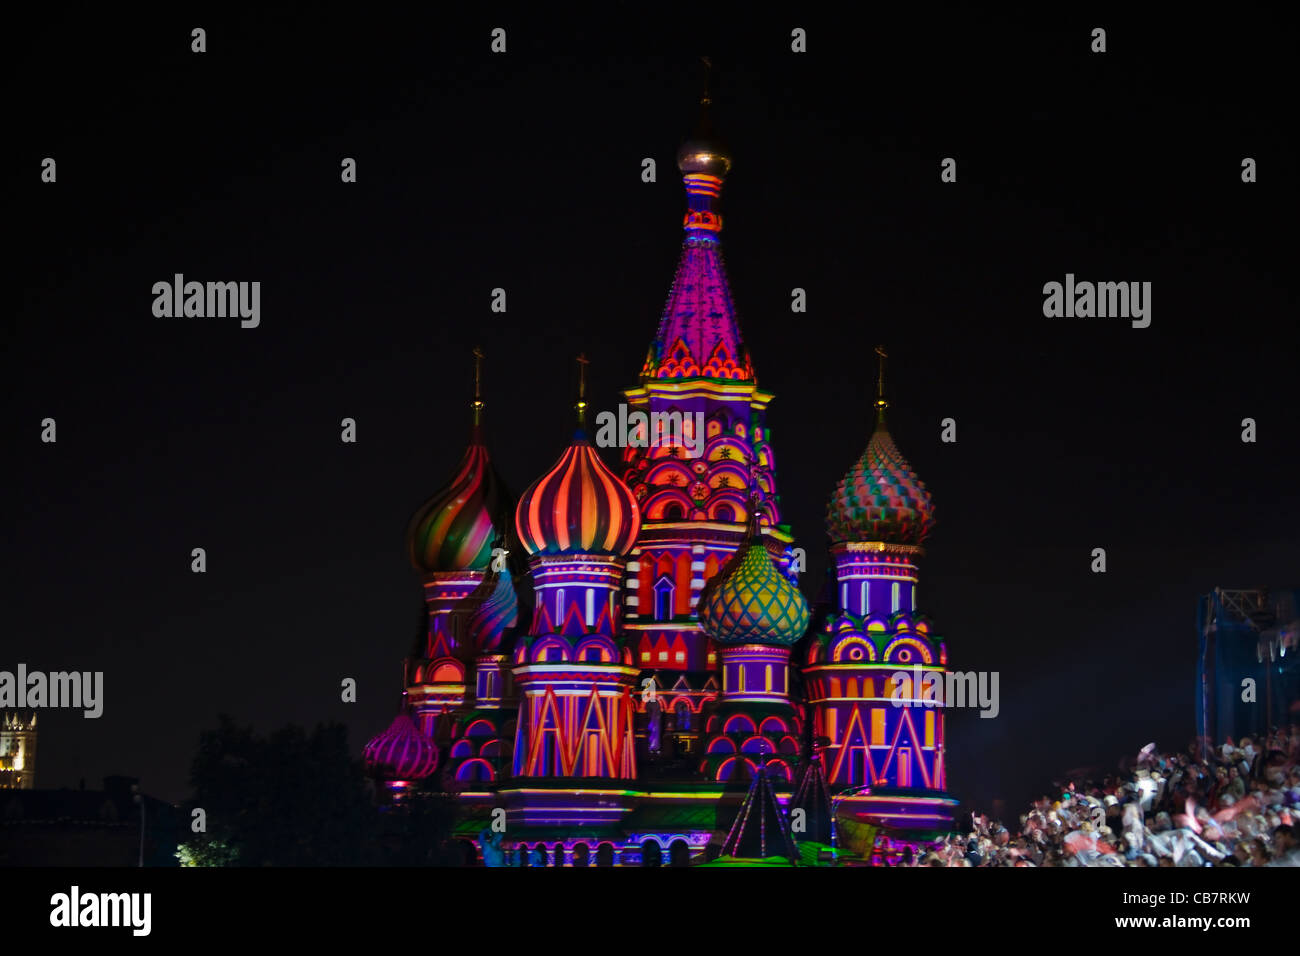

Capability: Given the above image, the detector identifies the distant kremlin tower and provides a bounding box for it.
[0,712,37,790]
[365,88,957,864]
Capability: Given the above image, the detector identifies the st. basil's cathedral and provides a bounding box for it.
[362,95,958,866]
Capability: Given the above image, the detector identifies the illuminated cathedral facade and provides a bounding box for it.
[363,96,958,864]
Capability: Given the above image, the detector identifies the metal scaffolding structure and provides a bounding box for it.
[1197,587,1299,758]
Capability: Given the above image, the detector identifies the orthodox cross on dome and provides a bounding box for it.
[575,352,590,428]
[874,344,889,423]
[691,57,719,145]
[747,487,763,538]
[471,345,485,426]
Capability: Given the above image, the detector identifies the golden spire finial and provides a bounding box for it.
[701,56,713,106]
[471,346,485,426]
[874,344,889,423]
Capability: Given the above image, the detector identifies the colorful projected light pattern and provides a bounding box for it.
[640,112,753,383]
[508,366,642,783]
[805,349,954,836]
[396,352,524,779]
[407,433,511,572]
[363,97,957,863]
[363,710,439,801]
[696,505,810,784]
[618,92,791,760]
[467,565,518,653]
[515,439,641,557]
[827,423,935,546]
[699,515,810,647]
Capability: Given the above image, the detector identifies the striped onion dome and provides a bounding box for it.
[407,425,513,573]
[827,418,935,545]
[467,566,518,652]
[699,511,810,646]
[516,430,641,557]
[363,711,438,781]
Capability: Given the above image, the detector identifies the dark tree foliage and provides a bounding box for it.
[180,714,458,866]
[366,788,462,866]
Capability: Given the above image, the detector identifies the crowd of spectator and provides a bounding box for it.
[905,727,1300,866]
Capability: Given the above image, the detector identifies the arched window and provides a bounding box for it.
[455,759,494,782]
[596,843,615,867]
[669,840,691,867]
[572,843,591,867]
[663,503,684,521]
[432,662,462,682]
[675,553,692,616]
[675,699,691,732]
[641,840,663,867]
[715,504,734,523]
[654,576,675,621]
[723,714,757,734]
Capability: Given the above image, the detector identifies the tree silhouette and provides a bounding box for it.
[178,714,453,866]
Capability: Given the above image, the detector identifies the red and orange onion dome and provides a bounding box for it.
[826,419,935,546]
[516,428,641,557]
[363,711,438,781]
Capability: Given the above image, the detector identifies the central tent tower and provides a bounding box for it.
[620,90,797,761]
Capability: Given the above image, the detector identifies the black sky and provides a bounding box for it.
[7,8,1297,814]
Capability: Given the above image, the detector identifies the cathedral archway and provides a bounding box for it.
[641,839,663,867]
[669,840,691,867]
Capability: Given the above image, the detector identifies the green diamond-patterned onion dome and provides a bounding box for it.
[827,418,935,546]
[700,510,810,647]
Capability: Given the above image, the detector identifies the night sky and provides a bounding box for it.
[8,9,1296,815]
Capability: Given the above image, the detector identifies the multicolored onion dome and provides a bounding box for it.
[516,436,641,556]
[363,711,438,781]
[407,426,512,573]
[827,420,935,545]
[467,566,518,652]
[700,535,810,646]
